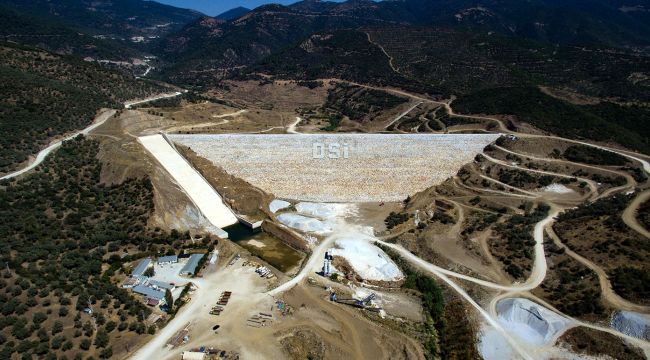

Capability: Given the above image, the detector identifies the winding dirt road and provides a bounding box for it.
[0,109,116,180]
[286,116,303,134]
[545,226,650,313]
[1,92,184,181]
[622,189,650,239]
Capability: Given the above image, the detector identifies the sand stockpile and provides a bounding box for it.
[169,134,499,202]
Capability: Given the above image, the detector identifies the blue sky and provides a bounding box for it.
[153,0,341,16]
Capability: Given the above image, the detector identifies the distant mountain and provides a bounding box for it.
[155,3,396,84]
[400,0,650,49]
[154,0,650,85]
[0,6,141,60]
[0,0,202,40]
[248,26,650,99]
[215,6,250,21]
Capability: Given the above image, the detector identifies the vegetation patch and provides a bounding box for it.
[637,199,650,230]
[454,87,650,154]
[0,136,178,359]
[491,204,550,279]
[320,113,343,132]
[323,83,408,123]
[534,240,605,320]
[385,212,411,230]
[563,145,628,166]
[610,267,650,305]
[559,327,645,360]
[554,194,650,305]
[378,244,480,360]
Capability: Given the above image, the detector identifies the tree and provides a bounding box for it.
[164,289,173,312]
[62,340,73,351]
[143,267,154,277]
[99,347,113,359]
[52,320,63,334]
[95,313,105,326]
[83,321,93,337]
[79,338,91,350]
[94,328,109,348]
[105,321,116,333]
[32,312,47,325]
[51,335,65,349]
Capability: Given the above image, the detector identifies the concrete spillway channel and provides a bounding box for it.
[138,134,239,237]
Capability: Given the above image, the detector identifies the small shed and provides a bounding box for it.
[121,277,139,289]
[180,254,203,276]
[131,258,152,277]
[132,284,165,301]
[157,255,178,265]
[181,351,205,360]
[147,279,175,290]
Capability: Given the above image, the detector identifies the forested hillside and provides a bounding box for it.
[156,7,391,85]
[0,43,164,174]
[453,87,650,154]
[0,0,201,39]
[0,137,174,359]
[0,6,140,60]
[365,27,650,101]
[248,30,433,94]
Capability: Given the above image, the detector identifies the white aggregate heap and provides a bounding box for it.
[169,134,500,202]
[277,202,403,282]
[139,134,238,229]
[496,298,572,346]
[276,213,332,234]
[269,199,291,213]
[611,310,650,341]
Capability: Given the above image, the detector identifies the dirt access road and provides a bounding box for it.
[1,92,183,181]
[622,189,650,238]
[0,109,115,180]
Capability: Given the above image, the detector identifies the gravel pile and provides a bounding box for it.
[496,297,572,346]
[611,310,650,341]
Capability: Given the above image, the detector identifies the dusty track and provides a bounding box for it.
[622,189,650,238]
[1,92,183,181]
[545,227,650,313]
[286,116,303,134]
[0,109,116,180]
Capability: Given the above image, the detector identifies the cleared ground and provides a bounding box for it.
[169,134,500,202]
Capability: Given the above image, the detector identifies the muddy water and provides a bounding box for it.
[224,223,304,273]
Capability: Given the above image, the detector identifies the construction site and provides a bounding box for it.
[75,79,650,360]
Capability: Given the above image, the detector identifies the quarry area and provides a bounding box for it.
[75,80,650,360]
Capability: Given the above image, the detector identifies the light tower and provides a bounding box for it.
[322,251,332,276]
